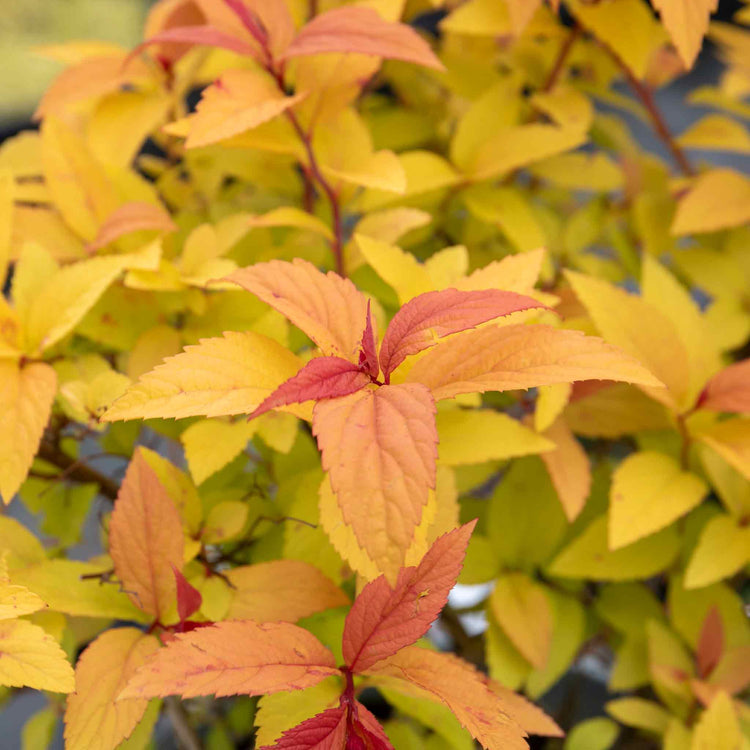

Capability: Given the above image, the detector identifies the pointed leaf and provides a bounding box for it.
[120,621,338,699]
[258,706,347,750]
[350,701,395,749]
[684,513,750,589]
[697,418,750,482]
[691,691,742,750]
[283,7,444,71]
[696,607,723,679]
[249,357,371,420]
[226,259,369,361]
[88,201,176,251]
[313,383,438,582]
[405,325,663,402]
[344,522,475,673]
[130,25,259,62]
[359,300,379,378]
[0,576,46,621]
[698,359,750,414]
[651,0,719,68]
[173,566,202,623]
[64,628,160,750]
[0,361,56,504]
[109,449,184,619]
[103,331,303,421]
[225,560,348,622]
[379,288,545,379]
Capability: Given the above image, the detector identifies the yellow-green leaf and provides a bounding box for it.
[684,514,750,589]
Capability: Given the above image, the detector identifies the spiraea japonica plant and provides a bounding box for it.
[0,0,749,748]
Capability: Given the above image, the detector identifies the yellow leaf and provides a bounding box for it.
[504,0,544,34]
[202,501,248,544]
[127,325,183,381]
[0,169,12,289]
[684,514,750,589]
[0,618,74,692]
[535,383,572,433]
[64,628,160,750]
[0,360,56,504]
[437,407,554,466]
[671,169,750,236]
[0,516,45,569]
[440,0,511,36]
[606,697,671,734]
[691,692,742,750]
[489,573,553,670]
[698,418,750,482]
[455,249,546,295]
[609,451,707,549]
[566,270,689,409]
[103,331,303,422]
[528,152,624,192]
[0,566,46,621]
[352,208,432,247]
[700,445,750,519]
[182,419,258,485]
[678,114,750,153]
[247,207,334,241]
[652,0,719,69]
[548,515,680,580]
[647,620,694,715]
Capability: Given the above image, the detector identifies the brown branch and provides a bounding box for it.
[542,24,581,92]
[36,440,120,501]
[164,696,203,750]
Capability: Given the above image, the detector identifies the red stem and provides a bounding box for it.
[542,24,581,92]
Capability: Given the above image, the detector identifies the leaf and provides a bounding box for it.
[225,560,348,622]
[173,567,202,622]
[691,691,742,750]
[120,621,338,699]
[609,452,707,549]
[88,201,176,251]
[102,331,303,421]
[489,573,552,670]
[130,25,259,62]
[0,360,57,504]
[684,513,750,589]
[350,701,395,749]
[651,0,719,68]
[313,383,438,582]
[698,359,750,414]
[109,449,185,619]
[64,628,160,750]
[258,706,347,750]
[548,515,680,581]
[182,419,257,486]
[367,646,528,750]
[696,607,723,679]
[379,288,545,379]
[405,325,663,402]
[249,357,371,420]
[487,681,562,737]
[283,7,444,71]
[247,207,334,241]
[606,697,670,734]
[671,169,750,235]
[698,418,750,482]
[226,259,369,361]
[678,114,750,153]
[563,717,619,750]
[343,522,475,673]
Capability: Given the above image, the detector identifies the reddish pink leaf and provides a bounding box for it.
[282,7,444,71]
[88,202,176,251]
[379,288,545,379]
[224,0,266,43]
[348,702,394,750]
[343,522,476,674]
[143,0,207,65]
[248,357,371,420]
[259,706,347,750]
[358,301,379,379]
[171,565,203,623]
[696,606,724,679]
[697,359,750,414]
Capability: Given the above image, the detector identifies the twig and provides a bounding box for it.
[36,441,120,501]
[542,24,581,92]
[164,696,203,750]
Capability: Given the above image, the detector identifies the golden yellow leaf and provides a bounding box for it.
[651,0,719,69]
[698,418,750,482]
[684,514,750,589]
[0,360,56,504]
[247,207,334,241]
[455,249,546,295]
[0,618,74,692]
[535,383,572,433]
[182,419,258,485]
[0,169,12,289]
[609,451,707,549]
[0,563,46,621]
[529,152,624,192]
[0,516,45,569]
[103,331,303,422]
[606,697,671,734]
[440,0,511,36]
[64,628,160,750]
[700,445,750,519]
[678,114,750,153]
[691,691,742,750]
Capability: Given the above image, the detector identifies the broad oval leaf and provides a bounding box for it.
[120,621,338,699]
[379,288,545,379]
[313,383,438,583]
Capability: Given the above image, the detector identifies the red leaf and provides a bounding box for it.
[171,565,202,623]
[379,288,544,379]
[259,706,347,750]
[282,7,444,71]
[88,202,176,251]
[348,701,394,750]
[358,301,379,379]
[696,606,724,679]
[697,359,750,414]
[343,522,476,673]
[249,357,371,420]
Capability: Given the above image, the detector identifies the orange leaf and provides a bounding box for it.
[367,646,527,750]
[249,357,370,420]
[696,607,724,679]
[488,681,563,738]
[405,325,663,401]
[258,706,347,750]
[652,0,718,68]
[698,359,750,414]
[343,522,476,673]
[120,621,338,699]
[313,383,438,582]
[226,260,369,361]
[282,7,444,71]
[379,288,544,379]
[64,627,160,750]
[109,449,184,620]
[88,201,176,251]
[225,560,349,622]
[129,25,259,64]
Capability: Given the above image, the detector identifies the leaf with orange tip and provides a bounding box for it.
[88,202,176,252]
[488,681,563,738]
[344,522,475,673]
[651,0,718,69]
[120,621,338,699]
[258,706,347,750]
[367,646,528,750]
[313,383,438,583]
[225,560,348,622]
[226,259,369,361]
[109,449,184,620]
[696,607,724,679]
[697,359,750,414]
[249,357,370,420]
[64,627,160,750]
[405,325,663,402]
[378,288,545,380]
[283,7,444,71]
